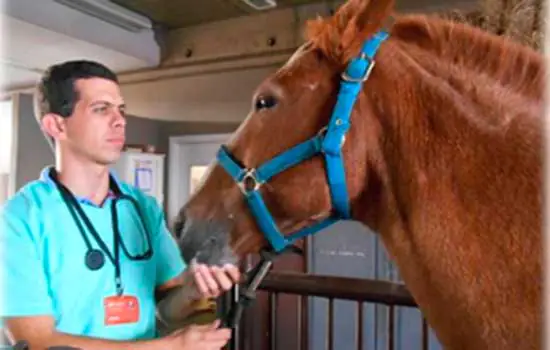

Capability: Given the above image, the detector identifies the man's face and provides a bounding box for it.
[56,77,127,165]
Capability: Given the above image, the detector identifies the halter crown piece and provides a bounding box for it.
[217,30,389,253]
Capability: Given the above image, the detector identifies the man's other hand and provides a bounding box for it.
[164,320,232,350]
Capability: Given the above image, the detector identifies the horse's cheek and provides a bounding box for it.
[287,174,331,215]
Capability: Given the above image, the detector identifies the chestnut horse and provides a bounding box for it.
[175,0,543,348]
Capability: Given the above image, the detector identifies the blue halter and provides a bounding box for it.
[216,31,389,253]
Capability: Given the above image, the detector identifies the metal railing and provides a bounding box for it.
[222,271,431,350]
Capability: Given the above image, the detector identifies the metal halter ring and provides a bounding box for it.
[317,125,346,150]
[317,126,328,138]
[238,169,262,194]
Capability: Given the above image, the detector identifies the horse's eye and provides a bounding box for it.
[254,95,277,111]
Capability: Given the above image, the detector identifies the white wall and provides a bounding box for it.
[121,64,279,122]
[0,98,14,205]
[0,99,13,173]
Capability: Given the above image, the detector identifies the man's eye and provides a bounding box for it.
[93,106,108,114]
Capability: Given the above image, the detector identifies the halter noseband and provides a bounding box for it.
[216,30,389,253]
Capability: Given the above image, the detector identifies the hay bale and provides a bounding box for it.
[439,0,544,50]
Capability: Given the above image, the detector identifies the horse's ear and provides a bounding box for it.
[305,0,394,63]
[336,0,395,30]
[335,0,395,60]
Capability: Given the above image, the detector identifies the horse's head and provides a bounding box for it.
[176,0,397,260]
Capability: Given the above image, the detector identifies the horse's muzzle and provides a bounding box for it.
[176,216,238,267]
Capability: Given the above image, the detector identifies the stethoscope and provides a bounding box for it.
[50,169,153,295]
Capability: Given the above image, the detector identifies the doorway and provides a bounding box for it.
[167,133,232,226]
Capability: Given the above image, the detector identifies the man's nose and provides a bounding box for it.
[111,107,126,126]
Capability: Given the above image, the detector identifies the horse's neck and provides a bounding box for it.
[354,30,542,350]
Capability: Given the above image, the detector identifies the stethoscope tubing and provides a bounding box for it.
[50,169,153,272]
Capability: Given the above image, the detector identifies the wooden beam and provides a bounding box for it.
[158,0,480,68]
[160,3,334,67]
[118,52,292,85]
[258,271,417,307]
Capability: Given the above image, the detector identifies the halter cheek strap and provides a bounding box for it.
[323,30,389,217]
[217,30,389,253]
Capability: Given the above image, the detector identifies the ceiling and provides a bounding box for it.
[2,14,153,90]
[111,0,333,29]
[1,0,162,92]
[1,0,336,92]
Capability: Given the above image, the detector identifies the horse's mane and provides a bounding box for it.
[304,0,543,99]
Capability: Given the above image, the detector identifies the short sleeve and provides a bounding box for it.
[150,203,186,287]
[0,198,54,317]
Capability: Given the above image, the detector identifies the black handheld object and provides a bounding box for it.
[223,245,303,329]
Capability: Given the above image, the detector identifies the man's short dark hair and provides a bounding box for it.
[34,60,118,120]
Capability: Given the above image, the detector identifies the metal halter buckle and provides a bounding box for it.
[238,169,262,194]
[341,55,375,83]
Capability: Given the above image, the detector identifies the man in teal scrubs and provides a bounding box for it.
[1,60,240,349]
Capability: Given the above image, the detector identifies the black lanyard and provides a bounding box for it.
[50,169,136,296]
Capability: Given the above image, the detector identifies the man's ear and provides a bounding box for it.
[40,113,67,142]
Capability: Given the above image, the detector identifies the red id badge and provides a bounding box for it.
[104,295,140,325]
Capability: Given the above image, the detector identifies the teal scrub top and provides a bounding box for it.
[0,166,186,340]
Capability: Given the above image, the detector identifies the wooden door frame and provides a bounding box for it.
[167,133,231,224]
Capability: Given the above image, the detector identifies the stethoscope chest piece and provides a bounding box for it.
[85,249,105,270]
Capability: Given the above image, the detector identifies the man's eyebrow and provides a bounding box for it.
[89,100,125,108]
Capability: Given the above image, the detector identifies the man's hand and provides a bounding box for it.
[164,320,231,350]
[155,264,241,327]
[190,263,241,298]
